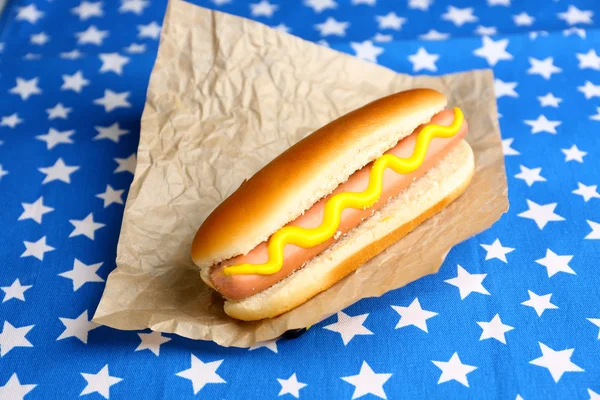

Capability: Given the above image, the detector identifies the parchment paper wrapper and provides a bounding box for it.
[93,0,508,347]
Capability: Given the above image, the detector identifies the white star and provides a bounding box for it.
[278,373,307,398]
[573,182,600,202]
[518,200,564,229]
[408,47,439,72]
[58,259,104,291]
[513,12,534,26]
[591,107,600,121]
[137,22,161,39]
[473,36,512,66]
[61,70,90,93]
[120,0,148,14]
[16,4,44,24]
[445,265,490,299]
[94,90,131,112]
[249,338,279,353]
[494,79,518,98]
[487,0,510,6]
[442,6,478,27]
[21,236,54,261]
[563,27,586,38]
[9,77,41,100]
[0,165,8,181]
[419,29,449,41]
[524,115,561,134]
[350,40,383,63]
[535,249,575,277]
[341,361,391,400]
[0,321,33,356]
[18,196,54,224]
[432,353,477,387]
[135,331,171,356]
[373,33,392,42]
[477,314,514,344]
[124,43,146,53]
[538,92,562,108]
[304,0,337,13]
[99,53,130,75]
[522,291,558,316]
[409,0,432,11]
[69,213,105,240]
[475,26,497,36]
[576,49,600,70]
[1,279,32,303]
[176,355,226,395]
[80,365,123,398]
[39,158,79,184]
[30,32,49,45]
[561,145,587,163]
[61,49,84,59]
[515,165,546,187]
[46,103,72,119]
[589,388,600,399]
[324,311,373,345]
[586,220,600,239]
[1,113,23,128]
[114,154,137,174]
[558,6,593,26]
[76,25,109,45]
[71,1,103,20]
[250,0,278,17]
[527,57,561,79]
[480,238,515,262]
[352,0,376,5]
[36,128,75,150]
[376,12,405,30]
[588,318,600,339]
[96,185,125,207]
[578,81,600,99]
[315,17,349,37]
[57,310,98,343]
[391,298,438,332]
[530,342,583,382]
[0,374,36,399]
[529,30,549,40]
[273,23,291,33]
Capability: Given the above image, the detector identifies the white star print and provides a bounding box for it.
[304,0,337,13]
[445,265,490,299]
[76,25,109,45]
[578,81,600,99]
[524,115,561,134]
[373,33,392,42]
[538,93,562,108]
[515,165,546,187]
[473,36,512,66]
[1,279,32,303]
[577,49,600,70]
[529,30,549,40]
[46,103,72,119]
[61,49,84,59]
[527,57,561,79]
[0,321,34,356]
[432,353,477,387]
[522,291,558,316]
[513,12,534,26]
[138,22,161,39]
[391,298,438,332]
[30,32,49,45]
[488,0,510,5]
[477,314,514,344]
[99,53,130,75]
[94,123,129,143]
[0,165,8,181]
[19,196,54,224]
[587,318,600,339]
[535,249,575,277]
[96,185,125,207]
[94,90,132,112]
[273,23,291,34]
[69,213,105,240]
[176,355,226,395]
[120,0,149,14]
[352,0,376,5]
[135,331,171,356]
[36,128,75,149]
[475,26,497,36]
[278,373,307,398]
[408,47,439,72]
[124,43,146,54]
[324,311,373,345]
[58,259,104,291]
[114,154,137,174]
[39,158,79,184]
[57,310,98,343]
[558,5,593,26]
[481,238,515,262]
[0,373,36,399]
[561,145,587,163]
[409,0,432,11]
[350,40,383,63]
[573,182,599,202]
[442,6,478,27]
[494,79,518,98]
[530,342,583,382]
[250,0,278,17]
[71,1,103,20]
[80,365,123,398]
[61,70,90,93]
[563,27,586,38]
[376,12,405,30]
[315,17,349,37]
[589,388,600,400]
[341,361,391,400]
[585,220,600,239]
[10,77,41,100]
[249,338,279,353]
[419,30,449,41]
[518,200,564,229]
[591,107,600,121]
[21,236,55,260]
[1,113,23,128]
[16,4,44,24]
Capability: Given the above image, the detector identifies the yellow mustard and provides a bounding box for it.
[223,107,464,276]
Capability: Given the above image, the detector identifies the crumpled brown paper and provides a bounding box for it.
[93,0,508,347]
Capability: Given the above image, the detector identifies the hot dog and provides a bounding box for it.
[192,89,474,321]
